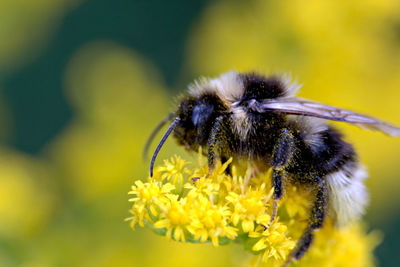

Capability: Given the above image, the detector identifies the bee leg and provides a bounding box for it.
[269,170,284,224]
[269,129,297,226]
[285,178,328,266]
[207,115,224,175]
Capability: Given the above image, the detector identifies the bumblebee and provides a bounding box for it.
[144,71,400,264]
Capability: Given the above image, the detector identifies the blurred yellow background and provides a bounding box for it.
[0,0,399,266]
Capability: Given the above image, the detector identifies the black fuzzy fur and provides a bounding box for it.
[240,73,288,100]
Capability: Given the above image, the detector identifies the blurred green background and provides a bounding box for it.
[1,0,400,266]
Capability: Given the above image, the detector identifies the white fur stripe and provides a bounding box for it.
[326,164,369,227]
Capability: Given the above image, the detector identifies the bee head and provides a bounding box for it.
[174,93,226,150]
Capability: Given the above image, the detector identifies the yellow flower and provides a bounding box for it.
[226,184,272,233]
[284,185,312,220]
[127,179,175,228]
[184,175,220,200]
[186,194,237,246]
[153,195,191,242]
[293,223,382,267]
[128,154,380,266]
[249,222,295,263]
[156,155,191,185]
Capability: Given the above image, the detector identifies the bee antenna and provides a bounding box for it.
[143,113,175,161]
[150,117,179,177]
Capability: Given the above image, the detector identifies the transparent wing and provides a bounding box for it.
[249,98,400,137]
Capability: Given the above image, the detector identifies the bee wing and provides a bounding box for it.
[253,98,400,137]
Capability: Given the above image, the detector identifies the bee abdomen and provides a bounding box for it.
[326,163,369,227]
[305,126,368,227]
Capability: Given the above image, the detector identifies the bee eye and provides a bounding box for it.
[192,104,214,127]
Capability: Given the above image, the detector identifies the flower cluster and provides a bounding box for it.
[128,153,380,266]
